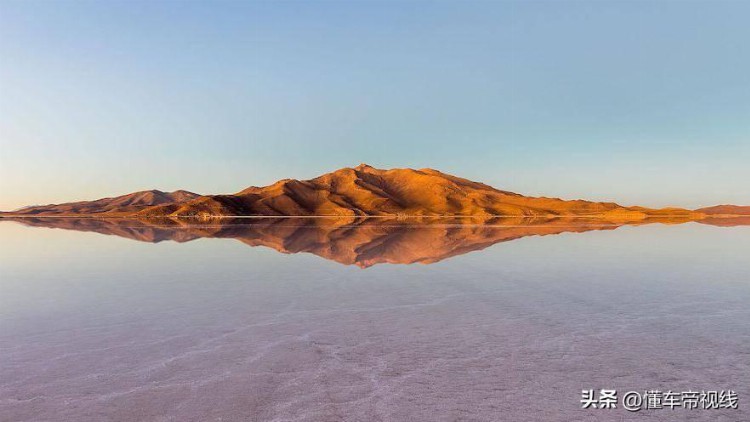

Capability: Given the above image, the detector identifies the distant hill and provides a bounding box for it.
[695,205,750,226]
[6,190,200,216]
[697,205,750,216]
[0,164,738,220]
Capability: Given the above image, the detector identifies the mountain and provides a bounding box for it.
[7,190,200,216]
[0,164,735,219]
[695,205,750,226]
[696,205,750,216]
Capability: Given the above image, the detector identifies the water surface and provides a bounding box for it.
[1,219,748,421]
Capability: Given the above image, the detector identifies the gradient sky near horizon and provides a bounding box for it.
[1,0,748,211]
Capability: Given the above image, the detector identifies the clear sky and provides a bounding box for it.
[1,0,748,211]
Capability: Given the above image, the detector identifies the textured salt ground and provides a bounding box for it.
[1,222,748,421]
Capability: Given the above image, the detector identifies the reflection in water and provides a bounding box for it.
[1,218,749,421]
[2,216,715,267]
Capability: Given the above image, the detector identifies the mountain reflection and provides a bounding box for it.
[4,216,730,267]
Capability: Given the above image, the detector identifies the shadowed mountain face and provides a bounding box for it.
[2,165,710,219]
[4,216,732,268]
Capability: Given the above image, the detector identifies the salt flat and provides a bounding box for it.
[1,221,748,421]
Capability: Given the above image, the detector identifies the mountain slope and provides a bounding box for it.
[138,164,680,219]
[9,190,200,216]
[0,165,721,219]
[695,205,750,226]
[697,205,750,215]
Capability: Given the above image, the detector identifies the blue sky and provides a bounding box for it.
[1,0,748,210]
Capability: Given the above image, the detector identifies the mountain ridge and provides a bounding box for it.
[3,189,200,216]
[1,165,743,220]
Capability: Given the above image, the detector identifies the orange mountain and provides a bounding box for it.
[7,190,200,216]
[696,205,750,216]
[695,205,750,226]
[0,164,734,219]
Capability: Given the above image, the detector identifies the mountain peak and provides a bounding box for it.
[142,165,652,218]
[2,165,718,220]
